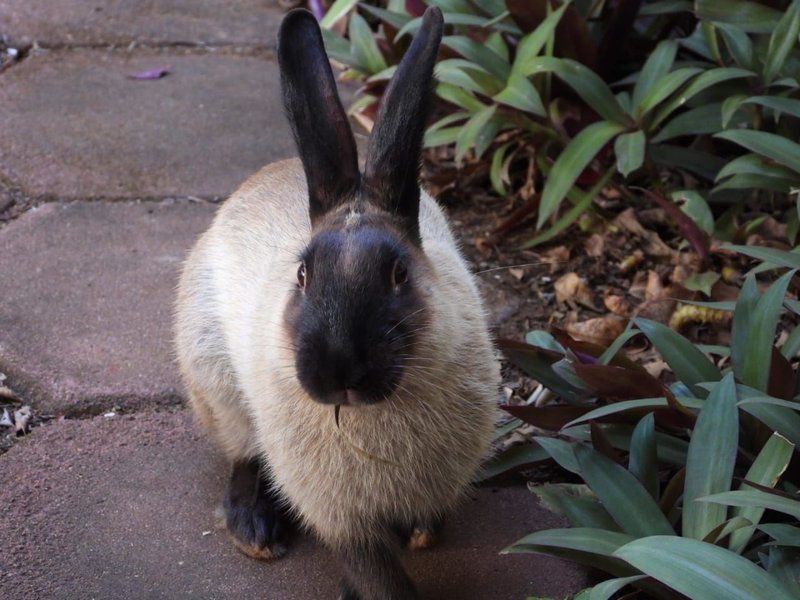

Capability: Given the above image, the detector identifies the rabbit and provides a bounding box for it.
[174,6,500,599]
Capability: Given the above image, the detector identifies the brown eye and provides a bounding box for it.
[392,259,408,288]
[297,262,306,288]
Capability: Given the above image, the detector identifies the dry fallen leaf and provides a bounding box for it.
[584,233,605,257]
[565,315,626,346]
[541,245,570,274]
[643,359,669,379]
[604,293,631,317]
[615,208,675,258]
[645,270,665,302]
[554,272,597,310]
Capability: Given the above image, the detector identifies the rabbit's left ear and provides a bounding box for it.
[363,7,443,242]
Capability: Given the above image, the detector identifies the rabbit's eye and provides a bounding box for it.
[297,262,307,288]
[392,259,408,288]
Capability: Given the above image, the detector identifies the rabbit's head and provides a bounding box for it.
[278,7,443,406]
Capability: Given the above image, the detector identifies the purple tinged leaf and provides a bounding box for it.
[308,0,326,21]
[127,68,169,80]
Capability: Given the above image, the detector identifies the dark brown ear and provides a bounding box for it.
[278,9,360,225]
[363,7,443,242]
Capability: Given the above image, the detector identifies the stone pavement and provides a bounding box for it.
[0,2,587,598]
[0,410,586,600]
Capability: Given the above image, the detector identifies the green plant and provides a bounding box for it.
[484,247,800,597]
[322,0,800,249]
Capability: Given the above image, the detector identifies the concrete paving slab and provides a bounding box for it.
[0,409,588,599]
[0,0,284,48]
[0,200,216,415]
[0,49,296,200]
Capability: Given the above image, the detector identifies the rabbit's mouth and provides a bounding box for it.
[322,388,373,406]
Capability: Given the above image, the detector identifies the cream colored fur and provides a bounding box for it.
[175,158,500,548]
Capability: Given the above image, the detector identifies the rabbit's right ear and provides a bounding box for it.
[278,10,360,225]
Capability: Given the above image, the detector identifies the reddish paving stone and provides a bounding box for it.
[0,409,588,599]
[0,49,296,200]
[0,0,284,47]
[0,200,216,415]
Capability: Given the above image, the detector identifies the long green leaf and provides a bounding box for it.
[699,490,800,520]
[651,67,754,128]
[717,23,754,68]
[534,436,581,474]
[476,442,549,481]
[723,244,800,270]
[760,523,800,547]
[763,0,800,83]
[358,5,411,30]
[522,166,614,249]
[436,82,485,112]
[683,374,739,540]
[588,575,647,600]
[531,483,620,530]
[634,317,722,396]
[493,73,546,116]
[538,121,624,228]
[636,68,702,117]
[652,103,726,143]
[348,13,388,75]
[741,270,796,391]
[562,397,699,429]
[320,0,359,29]
[564,424,690,466]
[729,433,795,553]
[649,144,726,180]
[633,40,678,109]
[490,142,512,196]
[737,96,800,122]
[574,444,674,537]
[630,414,659,500]
[615,131,646,177]
[717,154,798,183]
[512,1,570,72]
[455,105,498,162]
[695,0,783,34]
[715,130,800,175]
[713,173,796,194]
[614,536,794,599]
[504,527,634,556]
[522,57,629,124]
[442,35,510,81]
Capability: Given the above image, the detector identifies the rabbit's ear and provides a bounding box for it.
[363,7,443,242]
[279,9,360,225]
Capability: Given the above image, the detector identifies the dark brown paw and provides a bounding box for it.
[223,458,291,561]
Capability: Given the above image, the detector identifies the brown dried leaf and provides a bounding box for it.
[541,245,570,274]
[584,233,605,257]
[564,315,626,346]
[645,270,664,302]
[615,208,675,258]
[604,294,631,317]
[554,272,597,309]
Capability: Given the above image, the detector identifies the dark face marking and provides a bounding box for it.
[285,219,427,406]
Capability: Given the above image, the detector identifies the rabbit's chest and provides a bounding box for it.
[252,387,491,542]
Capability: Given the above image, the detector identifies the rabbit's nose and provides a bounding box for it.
[343,364,368,390]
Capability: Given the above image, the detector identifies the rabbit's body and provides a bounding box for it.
[177,158,498,546]
[176,8,499,598]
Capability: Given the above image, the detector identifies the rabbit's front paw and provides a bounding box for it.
[223,458,291,560]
